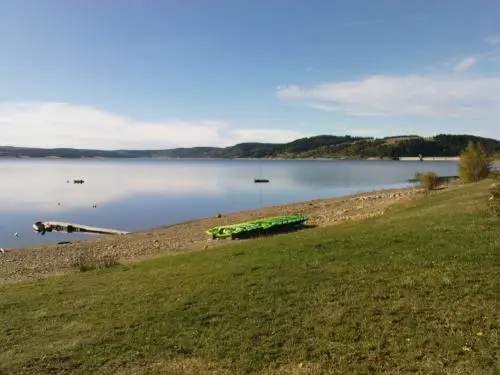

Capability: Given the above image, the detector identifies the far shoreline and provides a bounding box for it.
[1,155,465,161]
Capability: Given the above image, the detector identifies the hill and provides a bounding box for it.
[0,180,498,374]
[1,134,499,159]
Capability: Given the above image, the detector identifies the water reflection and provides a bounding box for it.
[287,160,460,189]
[0,160,221,211]
[0,159,461,248]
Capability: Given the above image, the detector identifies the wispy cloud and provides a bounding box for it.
[452,56,478,72]
[277,75,500,122]
[0,102,310,149]
[484,35,500,45]
[307,103,338,112]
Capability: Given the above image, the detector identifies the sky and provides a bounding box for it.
[1,0,500,149]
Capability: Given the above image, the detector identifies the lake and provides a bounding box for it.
[0,158,461,249]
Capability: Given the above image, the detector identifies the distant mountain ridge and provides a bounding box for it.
[1,134,499,159]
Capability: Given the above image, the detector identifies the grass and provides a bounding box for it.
[1,180,499,375]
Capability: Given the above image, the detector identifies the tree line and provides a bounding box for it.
[1,134,499,159]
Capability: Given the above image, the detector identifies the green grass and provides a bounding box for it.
[1,181,499,375]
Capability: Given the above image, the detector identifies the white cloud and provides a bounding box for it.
[484,35,500,45]
[0,102,310,149]
[452,56,478,72]
[277,75,500,121]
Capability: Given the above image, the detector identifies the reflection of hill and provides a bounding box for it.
[290,165,354,189]
[287,160,460,189]
[286,161,390,189]
[0,161,220,212]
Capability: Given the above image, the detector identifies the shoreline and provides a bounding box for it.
[6,156,499,163]
[0,185,432,284]
[5,155,500,163]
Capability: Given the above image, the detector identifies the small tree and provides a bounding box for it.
[419,171,439,191]
[458,142,492,183]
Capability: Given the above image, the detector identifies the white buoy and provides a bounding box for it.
[14,232,19,238]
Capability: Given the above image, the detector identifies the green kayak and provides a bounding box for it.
[206,214,309,239]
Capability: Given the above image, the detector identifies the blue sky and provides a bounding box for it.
[1,0,500,149]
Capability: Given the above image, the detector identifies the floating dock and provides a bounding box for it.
[32,221,130,236]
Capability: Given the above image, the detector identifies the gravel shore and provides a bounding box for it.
[0,187,425,284]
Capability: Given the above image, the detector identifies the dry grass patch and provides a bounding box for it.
[71,249,120,272]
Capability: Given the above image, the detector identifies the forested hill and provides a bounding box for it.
[1,134,499,159]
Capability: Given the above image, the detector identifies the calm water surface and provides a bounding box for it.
[0,159,461,248]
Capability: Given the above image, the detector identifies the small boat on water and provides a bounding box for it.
[254,161,270,183]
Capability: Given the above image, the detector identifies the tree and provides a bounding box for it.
[458,142,492,183]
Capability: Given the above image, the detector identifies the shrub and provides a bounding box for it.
[488,182,500,217]
[490,170,500,181]
[458,142,492,183]
[418,172,439,191]
[71,251,120,272]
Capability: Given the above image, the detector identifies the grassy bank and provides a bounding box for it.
[0,180,498,374]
